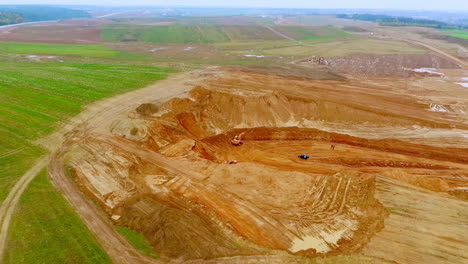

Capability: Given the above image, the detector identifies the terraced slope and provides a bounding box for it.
[62,69,467,263]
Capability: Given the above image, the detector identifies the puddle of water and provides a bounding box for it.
[245,54,265,58]
[149,48,165,52]
[413,68,444,76]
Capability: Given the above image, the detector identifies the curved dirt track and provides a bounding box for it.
[263,25,299,42]
[0,69,298,264]
[45,70,205,264]
[0,156,48,261]
[50,141,295,264]
[402,39,467,68]
[0,70,206,264]
[48,149,159,264]
[53,142,292,264]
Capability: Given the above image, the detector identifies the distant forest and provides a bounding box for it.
[0,13,23,25]
[0,5,90,25]
[337,14,465,29]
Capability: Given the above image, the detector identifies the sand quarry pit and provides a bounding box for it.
[64,69,468,262]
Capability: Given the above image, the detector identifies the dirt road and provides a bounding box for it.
[0,70,206,263]
[291,35,467,68]
[44,70,209,263]
[48,147,160,264]
[263,25,299,42]
[0,156,48,262]
[44,68,299,263]
[401,38,467,68]
[4,69,287,264]
[40,68,308,264]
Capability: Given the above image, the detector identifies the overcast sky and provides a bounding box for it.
[1,0,466,11]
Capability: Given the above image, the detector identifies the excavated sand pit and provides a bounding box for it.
[65,69,468,262]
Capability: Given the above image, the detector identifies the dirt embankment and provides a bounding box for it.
[166,87,468,192]
[68,86,394,260]
[70,133,386,259]
[37,65,464,264]
[324,54,460,77]
[66,74,468,262]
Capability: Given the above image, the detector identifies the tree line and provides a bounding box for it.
[0,5,90,25]
[0,13,24,25]
[337,14,465,29]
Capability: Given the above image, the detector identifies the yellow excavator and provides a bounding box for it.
[231,131,246,146]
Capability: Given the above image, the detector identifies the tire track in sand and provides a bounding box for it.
[48,149,159,264]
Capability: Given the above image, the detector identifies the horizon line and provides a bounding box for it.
[0,4,467,12]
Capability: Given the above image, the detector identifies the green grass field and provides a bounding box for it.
[0,42,148,59]
[278,26,351,40]
[0,42,173,263]
[294,15,374,27]
[0,42,118,57]
[116,227,159,259]
[101,24,291,44]
[443,29,468,39]
[247,38,428,58]
[102,25,354,44]
[215,39,296,50]
[175,16,275,26]
[4,170,111,264]
[222,26,281,41]
[102,25,231,44]
[0,61,172,201]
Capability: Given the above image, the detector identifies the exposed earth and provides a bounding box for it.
[46,65,468,263]
[0,16,467,264]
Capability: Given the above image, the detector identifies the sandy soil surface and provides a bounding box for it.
[402,38,467,67]
[0,64,465,263]
[364,177,468,263]
[43,71,206,263]
[42,69,315,264]
[297,34,466,78]
[49,66,467,263]
[0,15,465,264]
[323,54,460,77]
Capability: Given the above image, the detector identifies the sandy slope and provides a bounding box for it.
[1,62,467,263]
[64,68,467,262]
